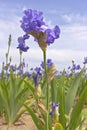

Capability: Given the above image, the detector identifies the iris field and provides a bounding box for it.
[0,9,87,130]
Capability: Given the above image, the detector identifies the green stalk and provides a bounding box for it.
[19,50,22,75]
[6,53,8,76]
[5,35,11,80]
[6,41,11,80]
[43,50,49,130]
[19,50,22,67]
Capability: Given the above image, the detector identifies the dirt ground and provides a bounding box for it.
[0,113,87,130]
[0,113,37,130]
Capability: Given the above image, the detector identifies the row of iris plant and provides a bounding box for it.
[0,9,87,130]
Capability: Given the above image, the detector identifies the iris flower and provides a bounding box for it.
[17,9,60,51]
[50,102,60,116]
[17,34,29,52]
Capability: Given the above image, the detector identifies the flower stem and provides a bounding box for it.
[43,50,49,130]
[19,50,22,75]
[6,43,10,80]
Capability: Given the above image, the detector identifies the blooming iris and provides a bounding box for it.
[50,102,60,123]
[17,34,29,52]
[29,67,42,87]
[29,67,42,97]
[45,26,60,45]
[41,59,53,69]
[17,9,60,51]
[10,65,16,71]
[83,57,87,64]
[50,102,60,116]
[21,9,45,33]
[71,64,81,71]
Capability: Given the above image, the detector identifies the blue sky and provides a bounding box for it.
[0,0,87,70]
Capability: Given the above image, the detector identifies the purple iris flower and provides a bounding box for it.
[40,61,44,69]
[21,9,45,33]
[23,33,30,40]
[17,34,29,52]
[68,66,71,70]
[30,67,42,87]
[47,59,53,68]
[50,102,60,116]
[17,9,60,51]
[33,75,40,87]
[35,67,42,76]
[83,57,87,64]
[17,42,29,52]
[76,65,81,70]
[18,36,25,44]
[41,59,53,69]
[10,65,16,71]
[71,64,81,71]
[46,26,60,45]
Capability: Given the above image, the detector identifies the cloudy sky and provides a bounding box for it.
[0,0,87,71]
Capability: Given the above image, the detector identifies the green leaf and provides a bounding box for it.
[56,72,66,129]
[69,85,87,130]
[65,69,84,114]
[81,108,87,119]
[24,80,35,93]
[24,105,44,130]
[51,78,57,103]
[0,72,30,125]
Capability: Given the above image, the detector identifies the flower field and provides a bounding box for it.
[0,9,87,130]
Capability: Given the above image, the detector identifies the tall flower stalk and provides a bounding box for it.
[19,50,22,75]
[17,9,60,130]
[43,50,49,130]
[5,34,11,80]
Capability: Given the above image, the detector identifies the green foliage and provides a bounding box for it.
[0,71,30,125]
[50,69,87,130]
[0,67,86,130]
[0,38,87,130]
[69,85,87,130]
[24,104,45,130]
[51,72,66,129]
[65,69,84,115]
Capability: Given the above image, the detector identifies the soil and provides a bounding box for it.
[0,112,37,130]
[0,112,86,130]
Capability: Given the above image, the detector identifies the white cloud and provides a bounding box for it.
[47,49,85,61]
[62,14,72,23]
[0,47,86,71]
[0,11,87,71]
[0,17,22,47]
[61,24,87,40]
[55,24,87,52]
[61,13,87,24]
